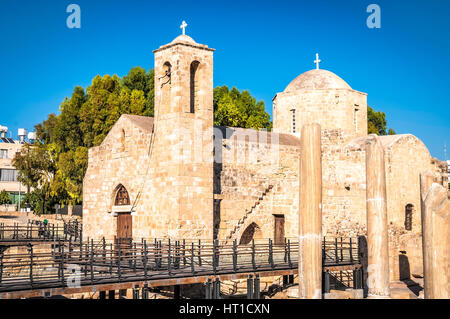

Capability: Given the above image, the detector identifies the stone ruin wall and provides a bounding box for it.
[383,135,437,280]
[321,131,444,281]
[82,116,177,241]
[214,130,300,242]
[321,130,367,238]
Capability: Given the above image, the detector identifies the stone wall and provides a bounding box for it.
[83,115,159,240]
[273,88,367,142]
[152,36,215,240]
[381,134,438,280]
[322,132,367,237]
[214,127,300,242]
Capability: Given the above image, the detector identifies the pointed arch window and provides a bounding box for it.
[115,185,130,206]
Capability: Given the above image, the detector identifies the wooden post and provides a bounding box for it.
[420,176,450,299]
[298,123,322,299]
[174,285,181,300]
[246,275,253,299]
[365,135,390,297]
[108,290,115,299]
[191,242,195,274]
[233,239,238,272]
[143,240,148,280]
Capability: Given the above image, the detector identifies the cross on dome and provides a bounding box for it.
[314,53,322,70]
[180,21,188,35]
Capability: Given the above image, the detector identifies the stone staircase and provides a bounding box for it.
[225,184,275,243]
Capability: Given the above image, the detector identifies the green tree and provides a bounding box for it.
[368,106,396,136]
[213,86,272,130]
[122,67,155,117]
[0,190,12,209]
[12,144,56,214]
[12,144,43,193]
[53,146,88,206]
[27,67,156,210]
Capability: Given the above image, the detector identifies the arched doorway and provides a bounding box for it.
[114,185,132,243]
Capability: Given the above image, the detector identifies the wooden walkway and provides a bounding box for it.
[0,237,363,299]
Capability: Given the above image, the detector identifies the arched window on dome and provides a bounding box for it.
[290,109,296,133]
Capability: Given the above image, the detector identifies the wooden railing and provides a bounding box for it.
[0,237,362,294]
[0,220,82,243]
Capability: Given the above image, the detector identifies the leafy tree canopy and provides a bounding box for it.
[368,106,396,136]
[214,86,272,130]
[0,190,12,206]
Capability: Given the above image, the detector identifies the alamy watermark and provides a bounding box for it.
[66,4,81,29]
[366,4,381,29]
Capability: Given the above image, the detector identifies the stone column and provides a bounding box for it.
[420,179,450,299]
[420,171,436,215]
[298,123,322,299]
[365,135,390,297]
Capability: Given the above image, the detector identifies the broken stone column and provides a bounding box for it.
[365,135,390,297]
[420,178,450,299]
[420,171,436,216]
[298,123,322,299]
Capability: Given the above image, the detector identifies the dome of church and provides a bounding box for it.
[171,34,197,44]
[284,69,352,92]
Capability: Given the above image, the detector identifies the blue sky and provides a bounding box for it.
[0,0,448,159]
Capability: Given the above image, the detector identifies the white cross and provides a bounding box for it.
[180,21,188,35]
[314,53,322,70]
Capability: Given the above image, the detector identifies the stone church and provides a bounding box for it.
[83,30,447,281]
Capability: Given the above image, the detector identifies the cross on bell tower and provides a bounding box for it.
[180,20,188,35]
[314,53,322,70]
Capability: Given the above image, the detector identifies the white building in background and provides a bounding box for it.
[0,125,35,212]
[447,160,450,186]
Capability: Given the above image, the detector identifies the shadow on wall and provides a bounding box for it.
[399,252,423,296]
[399,252,411,281]
[56,205,83,217]
[358,235,368,298]
[239,222,261,245]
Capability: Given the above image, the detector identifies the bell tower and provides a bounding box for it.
[151,26,215,239]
